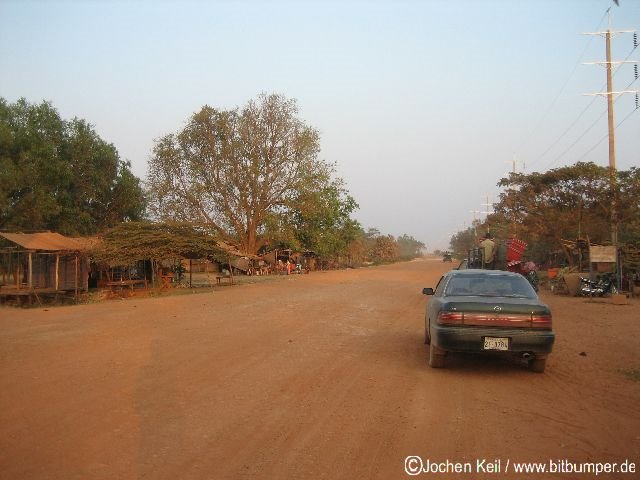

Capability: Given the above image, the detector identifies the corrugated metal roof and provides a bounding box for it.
[0,232,87,251]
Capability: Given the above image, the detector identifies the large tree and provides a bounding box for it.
[494,162,640,246]
[0,97,146,235]
[147,93,342,255]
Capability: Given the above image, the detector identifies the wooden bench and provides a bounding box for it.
[107,279,149,291]
[0,288,70,306]
[215,275,233,286]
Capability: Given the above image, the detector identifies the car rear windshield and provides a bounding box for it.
[445,274,536,298]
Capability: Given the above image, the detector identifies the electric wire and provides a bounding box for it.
[467,2,632,238]
[573,81,640,164]
[538,26,639,170]
[558,42,640,165]
[572,104,639,163]
[544,106,608,169]
[530,96,600,168]
[514,8,609,166]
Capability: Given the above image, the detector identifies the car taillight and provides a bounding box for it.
[437,311,464,324]
[531,314,552,328]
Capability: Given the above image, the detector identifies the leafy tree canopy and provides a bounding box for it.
[397,234,426,260]
[370,234,399,263]
[0,97,146,235]
[450,226,478,259]
[450,162,640,264]
[288,178,361,258]
[494,162,639,246]
[147,93,347,255]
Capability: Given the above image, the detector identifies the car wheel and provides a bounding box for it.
[429,344,446,368]
[530,356,547,373]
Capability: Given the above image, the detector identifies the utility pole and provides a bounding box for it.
[506,156,525,175]
[583,14,637,246]
[478,195,493,237]
[481,195,493,225]
[606,23,619,247]
[583,7,637,287]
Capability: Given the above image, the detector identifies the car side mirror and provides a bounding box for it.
[422,287,435,295]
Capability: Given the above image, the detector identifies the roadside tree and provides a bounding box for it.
[450,162,640,264]
[494,162,640,246]
[450,226,479,259]
[397,234,426,260]
[147,93,354,255]
[289,178,361,259]
[0,98,146,235]
[370,234,399,263]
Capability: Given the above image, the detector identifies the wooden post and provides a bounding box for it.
[15,253,19,288]
[28,252,32,289]
[75,255,79,299]
[55,254,60,291]
[228,256,234,284]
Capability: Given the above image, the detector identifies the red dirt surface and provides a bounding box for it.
[1,258,639,479]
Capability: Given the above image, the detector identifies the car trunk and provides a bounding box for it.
[440,297,551,328]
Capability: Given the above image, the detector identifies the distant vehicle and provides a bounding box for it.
[422,269,554,373]
[442,252,453,262]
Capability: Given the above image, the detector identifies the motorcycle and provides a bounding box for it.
[579,274,618,297]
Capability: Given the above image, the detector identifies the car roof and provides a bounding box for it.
[447,269,523,278]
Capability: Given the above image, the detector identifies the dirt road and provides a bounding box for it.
[1,258,639,479]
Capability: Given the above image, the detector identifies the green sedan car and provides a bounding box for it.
[422,269,555,372]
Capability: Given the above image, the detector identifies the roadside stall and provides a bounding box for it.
[0,232,89,305]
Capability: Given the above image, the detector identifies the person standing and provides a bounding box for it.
[480,232,496,269]
[494,238,507,271]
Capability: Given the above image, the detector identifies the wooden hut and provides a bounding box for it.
[0,232,89,304]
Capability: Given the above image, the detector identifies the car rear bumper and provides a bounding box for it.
[432,325,555,354]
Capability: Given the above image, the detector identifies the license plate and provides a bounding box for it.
[483,337,509,351]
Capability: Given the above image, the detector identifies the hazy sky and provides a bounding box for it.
[1,0,639,250]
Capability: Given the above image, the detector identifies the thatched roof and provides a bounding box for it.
[0,232,87,252]
[90,222,239,266]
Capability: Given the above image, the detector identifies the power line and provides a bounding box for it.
[537,13,639,171]
[574,98,640,163]
[534,39,639,169]
[544,106,607,169]
[529,96,599,168]
[615,99,639,128]
[544,74,634,170]
[514,8,609,162]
